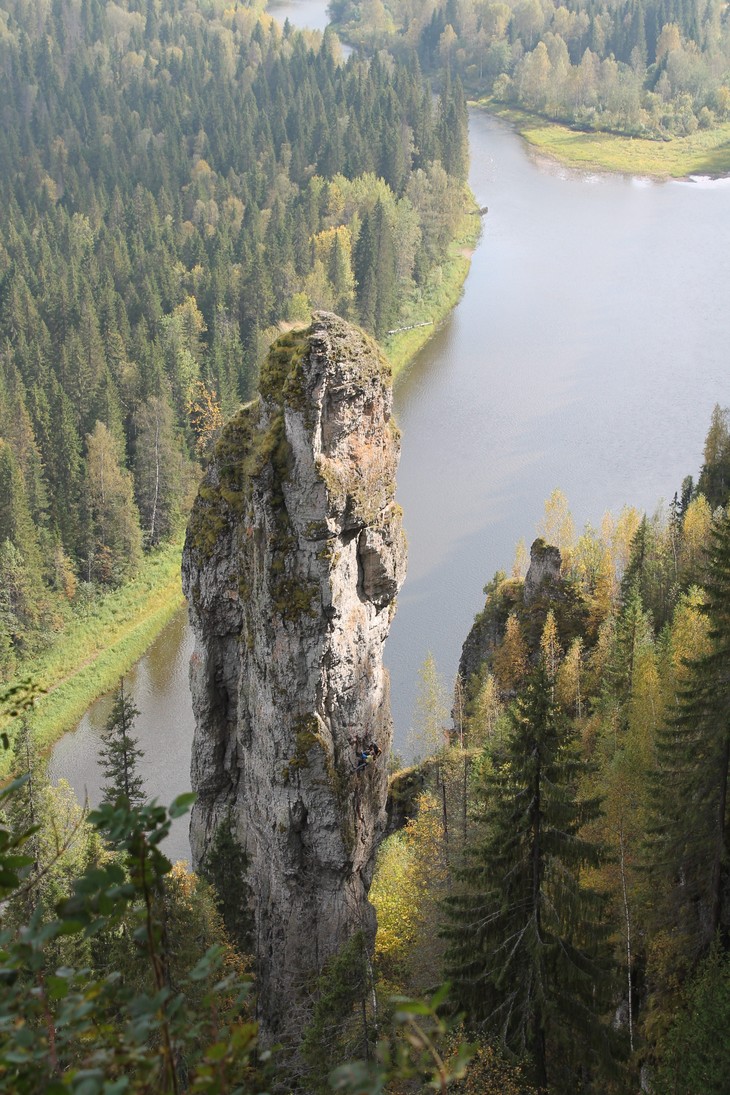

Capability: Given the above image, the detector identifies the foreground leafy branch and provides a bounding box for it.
[0,787,266,1094]
[330,985,473,1094]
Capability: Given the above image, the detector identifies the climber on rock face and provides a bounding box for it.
[354,739,381,772]
[354,748,371,772]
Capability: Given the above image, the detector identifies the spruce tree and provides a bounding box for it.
[653,944,730,1094]
[200,811,253,955]
[98,679,145,810]
[0,439,43,584]
[354,206,378,333]
[697,404,730,509]
[354,200,397,339]
[372,199,398,339]
[649,508,730,962]
[606,573,654,704]
[301,931,373,1089]
[9,715,43,875]
[443,664,616,1091]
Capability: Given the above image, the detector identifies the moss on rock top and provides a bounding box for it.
[186,313,395,573]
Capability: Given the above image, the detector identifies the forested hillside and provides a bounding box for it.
[0,0,469,679]
[368,406,730,1092]
[332,0,730,136]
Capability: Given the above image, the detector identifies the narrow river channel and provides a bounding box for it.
[50,0,730,860]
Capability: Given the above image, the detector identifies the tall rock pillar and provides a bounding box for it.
[182,313,406,1038]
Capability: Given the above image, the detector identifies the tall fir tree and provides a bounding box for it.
[438,70,469,182]
[0,440,46,658]
[444,664,616,1091]
[354,199,398,338]
[0,439,43,582]
[697,404,730,510]
[200,811,254,955]
[98,679,145,810]
[649,508,730,965]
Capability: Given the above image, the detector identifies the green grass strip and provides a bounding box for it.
[387,203,482,380]
[1,542,184,778]
[478,100,730,179]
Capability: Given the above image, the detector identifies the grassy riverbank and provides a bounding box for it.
[480,100,730,179]
[1,543,184,778]
[386,205,482,378]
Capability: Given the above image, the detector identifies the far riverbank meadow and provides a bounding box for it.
[480,100,730,179]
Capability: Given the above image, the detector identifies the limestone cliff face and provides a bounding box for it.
[182,313,406,1038]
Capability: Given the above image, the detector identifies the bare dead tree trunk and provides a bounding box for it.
[618,816,634,1053]
[462,752,469,847]
[150,408,160,545]
[365,948,378,1037]
[454,673,465,749]
[441,779,448,848]
[361,994,370,1063]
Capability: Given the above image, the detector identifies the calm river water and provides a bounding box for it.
[267,0,333,33]
[387,113,730,737]
[50,0,730,859]
[48,610,196,862]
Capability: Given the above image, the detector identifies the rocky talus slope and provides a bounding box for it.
[182,313,406,1039]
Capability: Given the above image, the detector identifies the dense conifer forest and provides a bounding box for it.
[332,0,730,136]
[0,0,469,677]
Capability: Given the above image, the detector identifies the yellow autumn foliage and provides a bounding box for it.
[492,613,528,693]
[448,1036,537,1094]
[371,792,449,988]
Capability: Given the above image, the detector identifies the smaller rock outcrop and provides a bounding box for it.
[523,538,562,605]
[457,571,522,690]
[458,538,589,710]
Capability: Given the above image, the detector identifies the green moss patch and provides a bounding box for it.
[284,714,323,779]
[260,326,312,409]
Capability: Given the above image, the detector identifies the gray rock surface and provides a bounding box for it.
[182,313,406,1041]
[523,538,562,605]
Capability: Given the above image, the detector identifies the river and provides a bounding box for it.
[49,0,730,859]
[48,609,196,863]
[386,113,730,737]
[266,0,333,33]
